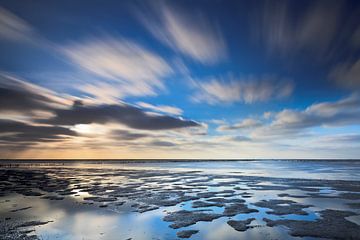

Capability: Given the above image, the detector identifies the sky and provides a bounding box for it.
[0,0,360,159]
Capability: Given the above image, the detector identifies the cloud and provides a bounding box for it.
[191,75,293,104]
[224,135,252,143]
[0,73,71,113]
[40,101,200,131]
[150,140,176,147]
[352,26,360,49]
[315,134,360,145]
[111,129,149,141]
[329,59,360,89]
[253,94,360,138]
[217,118,262,131]
[136,102,183,115]
[254,0,343,58]
[0,74,203,152]
[61,36,172,99]
[0,7,35,42]
[0,119,77,144]
[137,2,226,64]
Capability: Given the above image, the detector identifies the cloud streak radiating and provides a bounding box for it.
[138,2,227,64]
[191,75,293,104]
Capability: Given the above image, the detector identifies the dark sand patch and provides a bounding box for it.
[227,218,255,232]
[41,195,64,200]
[10,207,32,213]
[83,196,118,202]
[254,199,312,215]
[277,193,308,198]
[16,221,53,228]
[223,203,258,217]
[163,210,222,229]
[192,200,223,208]
[176,230,199,238]
[348,202,360,209]
[264,209,360,239]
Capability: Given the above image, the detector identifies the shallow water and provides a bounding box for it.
[0,160,359,240]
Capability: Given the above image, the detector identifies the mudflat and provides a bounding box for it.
[0,160,360,239]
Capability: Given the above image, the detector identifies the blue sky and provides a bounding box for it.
[0,0,360,159]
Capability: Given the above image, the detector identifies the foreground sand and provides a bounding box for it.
[0,161,360,239]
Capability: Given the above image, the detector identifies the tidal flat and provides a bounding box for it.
[0,160,360,240]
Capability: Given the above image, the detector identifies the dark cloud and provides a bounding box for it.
[111,129,149,141]
[150,140,176,147]
[0,74,68,113]
[253,0,359,61]
[230,136,252,142]
[40,102,200,130]
[0,119,77,143]
[329,59,360,89]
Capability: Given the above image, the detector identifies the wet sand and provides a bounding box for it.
[0,160,360,239]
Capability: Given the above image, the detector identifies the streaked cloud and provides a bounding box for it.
[138,2,226,64]
[111,129,149,141]
[330,59,360,89]
[62,36,172,99]
[254,0,342,58]
[40,101,199,131]
[136,102,183,115]
[191,75,293,104]
[217,118,262,131]
[0,73,71,114]
[253,94,360,138]
[150,140,176,147]
[314,134,360,145]
[352,26,360,49]
[0,119,77,144]
[0,7,35,42]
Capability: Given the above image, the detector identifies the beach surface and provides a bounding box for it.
[1,160,360,240]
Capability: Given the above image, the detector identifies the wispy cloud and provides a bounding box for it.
[137,2,226,64]
[136,102,183,115]
[252,94,360,138]
[217,118,262,131]
[330,59,360,89]
[0,119,77,143]
[253,0,343,59]
[0,7,35,42]
[61,36,172,100]
[191,75,293,104]
[0,73,71,114]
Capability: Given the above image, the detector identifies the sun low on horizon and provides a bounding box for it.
[1,0,360,159]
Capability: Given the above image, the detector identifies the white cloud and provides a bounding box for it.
[138,2,226,64]
[61,36,172,100]
[263,111,273,119]
[191,75,293,104]
[217,118,262,131]
[252,94,360,139]
[136,102,183,115]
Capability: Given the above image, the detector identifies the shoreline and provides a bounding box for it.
[0,158,360,163]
